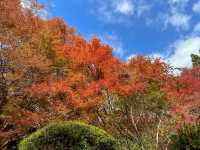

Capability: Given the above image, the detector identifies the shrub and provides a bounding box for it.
[117,137,156,150]
[170,123,200,150]
[19,121,118,150]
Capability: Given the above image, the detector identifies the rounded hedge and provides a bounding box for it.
[170,123,200,150]
[19,121,118,150]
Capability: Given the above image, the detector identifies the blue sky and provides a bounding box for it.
[25,0,200,68]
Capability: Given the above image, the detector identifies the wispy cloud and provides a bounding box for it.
[114,0,134,16]
[168,0,189,9]
[137,1,151,17]
[21,0,31,8]
[193,22,200,33]
[163,11,191,30]
[21,0,49,19]
[91,0,152,24]
[159,0,191,31]
[153,0,200,68]
[92,0,192,31]
[93,0,134,24]
[89,0,200,69]
[98,33,126,58]
[193,1,200,14]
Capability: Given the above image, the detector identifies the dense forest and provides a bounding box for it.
[1,0,200,149]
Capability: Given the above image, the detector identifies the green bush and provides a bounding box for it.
[170,123,200,150]
[117,137,156,150]
[19,121,118,150]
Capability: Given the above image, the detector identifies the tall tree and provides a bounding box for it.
[191,51,200,67]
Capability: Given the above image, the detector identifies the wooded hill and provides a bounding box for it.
[1,0,200,149]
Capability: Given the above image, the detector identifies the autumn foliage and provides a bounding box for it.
[1,0,200,150]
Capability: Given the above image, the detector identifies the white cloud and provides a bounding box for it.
[137,1,151,17]
[193,22,200,33]
[168,0,189,10]
[98,33,126,58]
[169,0,187,3]
[126,35,200,69]
[149,53,165,60]
[166,36,200,68]
[114,0,134,16]
[126,54,136,62]
[94,0,135,24]
[129,36,200,69]
[94,1,125,23]
[92,0,152,24]
[21,0,31,8]
[193,1,200,14]
[156,0,191,31]
[21,0,48,20]
[168,0,189,5]
[163,11,191,30]
[92,0,193,31]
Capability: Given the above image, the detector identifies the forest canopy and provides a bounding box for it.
[1,0,200,149]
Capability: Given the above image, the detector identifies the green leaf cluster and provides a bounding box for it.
[170,123,200,150]
[19,121,118,150]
